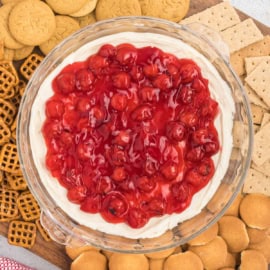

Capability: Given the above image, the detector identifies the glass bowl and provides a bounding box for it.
[17,16,253,253]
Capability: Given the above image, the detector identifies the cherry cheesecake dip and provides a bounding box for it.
[29,32,235,239]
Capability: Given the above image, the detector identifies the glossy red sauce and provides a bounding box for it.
[42,43,220,228]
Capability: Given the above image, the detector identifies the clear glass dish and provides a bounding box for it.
[17,17,253,253]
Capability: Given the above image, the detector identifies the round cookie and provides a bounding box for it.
[149,258,164,270]
[70,250,107,270]
[218,216,249,253]
[95,0,141,21]
[240,249,267,270]
[164,251,203,270]
[75,12,96,28]
[39,16,80,55]
[224,193,243,216]
[139,0,190,22]
[249,235,270,263]
[189,236,228,270]
[145,247,176,259]
[3,47,15,60]
[109,253,148,270]
[13,46,34,61]
[247,227,268,245]
[45,0,89,15]
[65,244,100,260]
[69,0,97,17]
[240,194,270,229]
[8,0,56,46]
[188,222,219,246]
[0,3,24,49]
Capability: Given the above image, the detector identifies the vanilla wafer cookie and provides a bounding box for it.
[8,220,37,248]
[39,16,80,55]
[45,0,89,15]
[75,12,96,28]
[0,98,16,126]
[13,46,35,61]
[8,0,56,46]
[0,142,21,174]
[17,192,41,221]
[0,188,19,222]
[20,53,44,80]
[95,0,141,20]
[0,3,24,49]
[69,0,97,17]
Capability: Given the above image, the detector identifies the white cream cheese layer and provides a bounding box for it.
[29,32,235,239]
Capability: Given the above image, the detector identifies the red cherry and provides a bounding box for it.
[89,106,105,126]
[131,104,153,121]
[80,194,101,213]
[116,46,137,65]
[101,192,129,221]
[111,167,126,182]
[186,146,205,162]
[166,121,186,142]
[77,98,91,113]
[76,140,94,161]
[42,120,62,138]
[45,99,65,119]
[135,176,156,192]
[167,63,179,76]
[160,161,178,180]
[110,93,128,111]
[96,177,114,194]
[144,197,166,216]
[113,130,131,146]
[179,61,200,83]
[171,182,190,203]
[127,208,149,228]
[75,69,94,92]
[192,128,211,145]
[67,185,87,204]
[62,110,80,131]
[130,66,144,81]
[153,74,172,91]
[204,141,219,155]
[143,64,159,77]
[113,72,131,89]
[46,153,63,171]
[179,85,194,104]
[110,146,127,166]
[60,131,73,146]
[88,55,109,73]
[140,86,159,102]
[179,110,198,127]
[191,77,207,92]
[98,44,116,58]
[55,72,75,94]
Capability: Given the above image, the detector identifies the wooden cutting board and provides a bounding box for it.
[0,1,269,269]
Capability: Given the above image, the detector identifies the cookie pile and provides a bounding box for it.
[0,0,190,60]
[65,193,270,270]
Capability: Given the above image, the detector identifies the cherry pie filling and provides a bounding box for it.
[42,43,220,229]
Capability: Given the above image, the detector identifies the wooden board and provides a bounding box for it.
[0,1,269,270]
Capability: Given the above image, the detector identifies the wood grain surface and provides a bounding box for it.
[0,1,269,270]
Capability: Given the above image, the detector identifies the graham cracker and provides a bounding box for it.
[252,160,270,178]
[244,83,268,109]
[220,19,263,53]
[230,35,270,76]
[243,168,270,196]
[250,103,266,125]
[245,56,270,74]
[253,122,270,166]
[181,2,240,32]
[245,59,270,107]
[261,113,270,127]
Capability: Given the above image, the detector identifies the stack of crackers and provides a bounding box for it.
[0,0,270,269]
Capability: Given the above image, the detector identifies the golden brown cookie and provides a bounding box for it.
[71,250,107,270]
[69,0,97,17]
[66,244,100,260]
[0,40,4,60]
[239,194,270,229]
[164,251,203,270]
[189,236,228,270]
[109,253,149,270]
[240,249,268,270]
[218,216,249,253]
[2,47,15,61]
[13,46,35,61]
[95,0,141,21]
[224,193,243,216]
[75,12,96,28]
[39,15,80,55]
[8,0,56,46]
[149,258,164,270]
[247,227,268,245]
[0,3,24,49]
[249,236,270,263]
[188,222,219,246]
[146,247,176,259]
[139,0,190,22]
[45,0,89,15]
